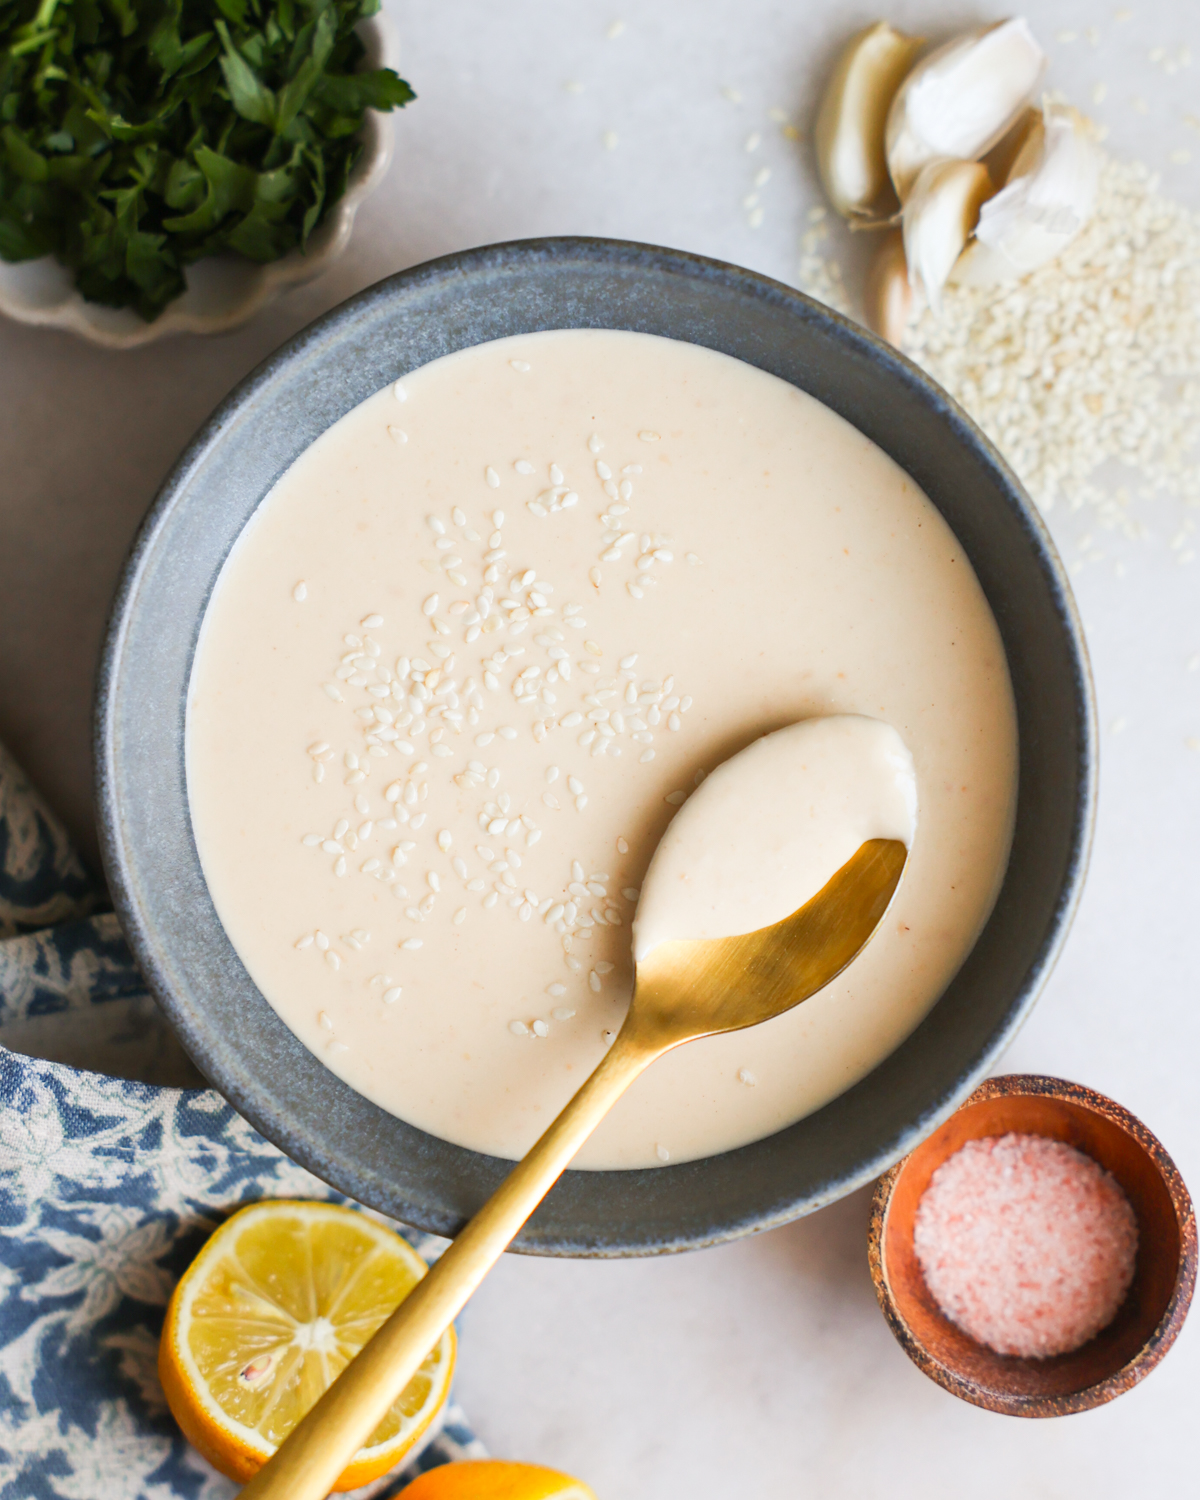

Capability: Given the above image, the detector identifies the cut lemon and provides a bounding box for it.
[398,1460,597,1500]
[158,1200,455,1491]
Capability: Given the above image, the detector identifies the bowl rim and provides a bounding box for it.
[867,1072,1198,1415]
[95,236,1097,1255]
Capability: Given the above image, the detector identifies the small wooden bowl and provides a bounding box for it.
[868,1075,1196,1416]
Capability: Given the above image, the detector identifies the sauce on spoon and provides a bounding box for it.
[633,716,918,962]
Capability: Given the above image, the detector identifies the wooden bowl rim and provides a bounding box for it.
[867,1073,1197,1416]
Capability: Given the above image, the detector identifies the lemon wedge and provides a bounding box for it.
[398,1460,597,1500]
[158,1200,455,1491]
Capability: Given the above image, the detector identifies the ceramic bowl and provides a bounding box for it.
[0,18,398,350]
[868,1074,1196,1415]
[96,240,1095,1255]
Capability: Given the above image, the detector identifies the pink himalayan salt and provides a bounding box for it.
[913,1132,1138,1359]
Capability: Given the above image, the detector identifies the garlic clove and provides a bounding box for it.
[864,230,912,346]
[815,21,925,220]
[958,102,1098,282]
[885,18,1045,201]
[902,159,993,310]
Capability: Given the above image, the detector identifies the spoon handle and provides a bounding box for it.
[239,1026,661,1499]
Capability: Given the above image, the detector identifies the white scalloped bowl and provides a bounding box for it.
[0,16,398,349]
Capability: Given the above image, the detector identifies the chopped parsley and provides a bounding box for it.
[0,0,414,320]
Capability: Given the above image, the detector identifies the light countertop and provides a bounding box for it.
[1,2,1197,1494]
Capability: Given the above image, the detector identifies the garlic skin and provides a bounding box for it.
[815,22,925,220]
[954,103,1099,284]
[864,230,912,346]
[885,18,1045,201]
[902,160,993,310]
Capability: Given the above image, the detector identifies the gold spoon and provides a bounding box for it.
[240,836,907,1498]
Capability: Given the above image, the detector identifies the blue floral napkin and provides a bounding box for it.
[0,743,485,1498]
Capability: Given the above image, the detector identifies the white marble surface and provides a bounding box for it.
[1,2,1197,1494]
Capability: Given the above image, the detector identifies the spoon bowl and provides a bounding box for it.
[632,839,909,1045]
[241,837,908,1498]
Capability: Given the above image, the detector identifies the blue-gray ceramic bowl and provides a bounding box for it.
[95,238,1095,1256]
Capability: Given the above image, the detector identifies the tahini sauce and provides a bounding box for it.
[186,330,1017,1169]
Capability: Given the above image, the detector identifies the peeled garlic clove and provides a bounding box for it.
[902,159,993,310]
[815,21,925,220]
[864,230,912,346]
[963,103,1098,280]
[885,18,1045,201]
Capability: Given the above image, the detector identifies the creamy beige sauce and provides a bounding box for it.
[633,716,918,962]
[186,329,1017,1169]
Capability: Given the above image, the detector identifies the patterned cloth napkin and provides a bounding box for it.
[0,743,485,1498]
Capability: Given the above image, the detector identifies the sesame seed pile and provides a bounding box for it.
[906,153,1200,515]
[801,152,1200,518]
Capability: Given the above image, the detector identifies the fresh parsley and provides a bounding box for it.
[0,0,414,320]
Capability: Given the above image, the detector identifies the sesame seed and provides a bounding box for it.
[393,381,407,401]
[362,614,384,628]
[454,908,467,924]
[401,938,423,950]
[292,581,308,602]
[656,1144,671,1162]
[318,1010,334,1031]
[486,466,500,487]
[383,986,403,1003]
[514,459,534,474]
[510,360,531,372]
[738,1068,758,1086]
[295,934,314,949]
[665,790,686,805]
[532,1018,549,1036]
[552,1007,576,1021]
[509,1020,530,1035]
[388,426,408,444]
[423,594,439,616]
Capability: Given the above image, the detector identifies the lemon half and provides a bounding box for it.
[158,1200,455,1491]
